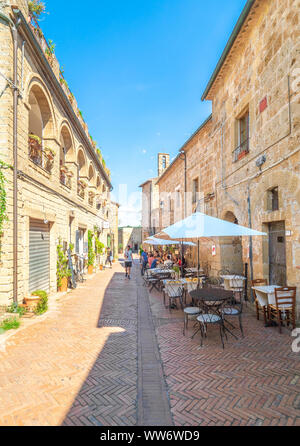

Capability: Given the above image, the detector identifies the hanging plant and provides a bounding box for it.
[28,0,47,21]
[87,230,95,267]
[95,237,104,255]
[0,160,12,233]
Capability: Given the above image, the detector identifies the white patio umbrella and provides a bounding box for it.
[158,212,267,240]
[155,212,267,281]
[144,236,196,247]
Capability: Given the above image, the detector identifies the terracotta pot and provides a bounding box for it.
[58,276,68,292]
[88,265,94,274]
[24,296,40,311]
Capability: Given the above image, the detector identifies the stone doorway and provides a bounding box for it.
[220,211,243,275]
[268,221,287,286]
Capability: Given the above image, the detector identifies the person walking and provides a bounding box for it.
[141,249,148,276]
[106,249,112,268]
[124,245,133,279]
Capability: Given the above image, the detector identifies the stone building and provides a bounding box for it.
[108,202,120,258]
[141,0,300,303]
[118,226,142,253]
[0,1,117,306]
[139,153,170,240]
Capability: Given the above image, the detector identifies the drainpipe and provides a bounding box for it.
[0,11,20,304]
[247,183,254,301]
[179,151,187,218]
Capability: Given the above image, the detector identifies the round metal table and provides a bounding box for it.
[190,287,234,304]
[190,287,238,341]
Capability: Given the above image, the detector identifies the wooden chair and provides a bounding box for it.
[268,287,296,333]
[251,279,268,324]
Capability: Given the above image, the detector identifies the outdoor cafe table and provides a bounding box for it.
[190,287,234,304]
[148,268,174,276]
[190,288,238,339]
[251,285,281,307]
[185,267,204,275]
[220,275,246,290]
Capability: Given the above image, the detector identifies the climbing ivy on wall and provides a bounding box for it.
[0,160,11,233]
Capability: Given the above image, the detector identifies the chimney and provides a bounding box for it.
[157,153,170,176]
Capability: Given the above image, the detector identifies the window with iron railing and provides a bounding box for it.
[233,110,249,162]
[28,135,54,173]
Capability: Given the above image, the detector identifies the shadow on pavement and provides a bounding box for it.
[62,271,138,426]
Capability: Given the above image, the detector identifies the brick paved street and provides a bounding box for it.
[0,260,299,426]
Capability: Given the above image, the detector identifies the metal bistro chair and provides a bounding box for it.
[185,278,201,305]
[268,287,297,333]
[183,306,201,336]
[142,268,152,287]
[192,304,226,349]
[191,288,232,349]
[222,297,244,337]
[251,279,268,323]
[164,281,184,312]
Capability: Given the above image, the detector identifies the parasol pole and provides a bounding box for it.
[181,239,184,278]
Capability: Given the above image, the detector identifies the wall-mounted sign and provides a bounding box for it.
[103,221,110,229]
[259,96,267,113]
[212,245,216,256]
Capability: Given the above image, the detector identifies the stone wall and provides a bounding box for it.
[118,227,142,253]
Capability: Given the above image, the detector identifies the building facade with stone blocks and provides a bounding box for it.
[108,201,120,259]
[139,153,170,240]
[0,1,117,306]
[140,0,300,306]
[118,226,142,253]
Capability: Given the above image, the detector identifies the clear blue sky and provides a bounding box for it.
[42,0,248,225]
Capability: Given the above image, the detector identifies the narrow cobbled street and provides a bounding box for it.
[0,260,299,426]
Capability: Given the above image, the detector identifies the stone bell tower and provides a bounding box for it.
[157,153,170,177]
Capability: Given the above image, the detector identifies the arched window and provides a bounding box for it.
[28,85,54,171]
[77,149,87,198]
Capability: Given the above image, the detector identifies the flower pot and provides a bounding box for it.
[58,276,68,292]
[237,150,247,161]
[24,296,40,312]
[100,264,103,271]
[46,152,54,161]
[88,265,94,274]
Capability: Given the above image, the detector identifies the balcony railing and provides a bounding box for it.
[28,135,54,173]
[60,165,73,189]
[77,180,87,199]
[232,138,249,162]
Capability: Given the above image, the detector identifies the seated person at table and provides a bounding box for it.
[150,255,159,269]
[148,253,154,268]
[164,255,173,268]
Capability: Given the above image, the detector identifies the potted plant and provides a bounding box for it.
[24,289,46,312]
[66,170,74,178]
[57,239,71,291]
[95,237,104,270]
[173,266,180,279]
[28,133,41,153]
[44,147,55,161]
[87,230,95,274]
[60,164,68,174]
